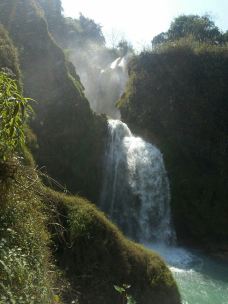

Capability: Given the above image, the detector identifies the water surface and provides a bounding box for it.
[146,243,228,304]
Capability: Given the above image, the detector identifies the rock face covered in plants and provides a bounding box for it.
[0,25,20,79]
[44,189,181,304]
[118,46,228,251]
[0,0,107,202]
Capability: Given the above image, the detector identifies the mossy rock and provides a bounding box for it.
[43,189,181,304]
[0,155,180,304]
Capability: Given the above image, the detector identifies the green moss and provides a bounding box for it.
[43,188,180,304]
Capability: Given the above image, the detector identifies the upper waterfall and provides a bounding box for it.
[100,119,176,244]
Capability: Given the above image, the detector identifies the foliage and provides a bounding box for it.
[38,2,105,49]
[117,40,134,57]
[0,164,56,303]
[152,32,168,46]
[152,34,228,56]
[36,0,63,26]
[152,14,224,46]
[37,0,62,16]
[0,71,32,161]
[78,13,105,45]
[223,30,228,43]
[114,284,136,304]
[0,25,21,81]
[0,156,180,304]
[61,13,106,47]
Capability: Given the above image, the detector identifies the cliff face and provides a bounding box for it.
[118,46,228,251]
[0,0,107,202]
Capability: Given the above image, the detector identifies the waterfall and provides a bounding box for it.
[99,121,228,304]
[100,119,176,244]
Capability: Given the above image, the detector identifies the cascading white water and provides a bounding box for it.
[100,119,176,244]
[100,119,228,304]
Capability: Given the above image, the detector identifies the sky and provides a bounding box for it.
[61,0,228,50]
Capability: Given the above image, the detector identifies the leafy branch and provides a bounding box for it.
[0,71,33,161]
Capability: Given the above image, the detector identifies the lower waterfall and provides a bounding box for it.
[100,119,176,244]
[100,119,228,304]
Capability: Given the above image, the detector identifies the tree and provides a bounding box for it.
[79,13,105,45]
[151,32,168,46]
[37,0,63,18]
[152,15,223,46]
[117,39,134,56]
[223,30,228,43]
[37,0,64,39]
[63,14,106,47]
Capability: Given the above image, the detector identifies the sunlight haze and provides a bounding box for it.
[61,0,228,49]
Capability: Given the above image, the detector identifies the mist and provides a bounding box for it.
[67,40,132,119]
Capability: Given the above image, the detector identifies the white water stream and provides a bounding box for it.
[100,119,176,243]
[100,119,228,304]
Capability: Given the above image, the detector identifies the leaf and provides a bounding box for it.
[114,285,125,293]
[7,96,16,102]
[13,103,19,117]
[123,284,131,289]
[20,103,25,119]
[0,71,33,160]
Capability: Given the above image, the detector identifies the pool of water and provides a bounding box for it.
[145,243,228,304]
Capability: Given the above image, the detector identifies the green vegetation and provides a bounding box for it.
[0,72,32,161]
[0,164,55,304]
[0,25,21,80]
[0,26,56,303]
[0,160,180,304]
[114,284,136,304]
[118,16,228,252]
[152,15,227,46]
[42,188,180,304]
[37,0,105,48]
